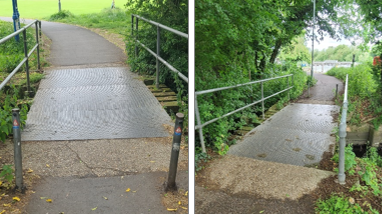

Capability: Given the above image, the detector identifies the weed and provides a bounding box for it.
[0,165,14,184]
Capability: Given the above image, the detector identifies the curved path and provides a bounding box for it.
[0,18,184,213]
[1,17,172,140]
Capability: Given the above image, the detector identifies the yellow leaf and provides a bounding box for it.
[178,201,181,205]
[27,169,33,173]
[46,199,52,203]
[181,207,188,210]
[91,207,97,211]
[0,182,2,186]
[12,197,20,202]
[126,188,131,192]
[166,208,177,211]
[46,164,50,168]
[0,210,5,214]
[3,204,10,207]
[103,196,108,200]
[132,190,137,193]
[184,191,188,196]
[150,161,155,163]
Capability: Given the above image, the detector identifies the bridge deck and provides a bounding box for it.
[22,67,172,141]
[228,103,339,166]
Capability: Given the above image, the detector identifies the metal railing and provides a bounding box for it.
[338,74,349,185]
[0,20,41,95]
[131,14,188,88]
[195,74,294,153]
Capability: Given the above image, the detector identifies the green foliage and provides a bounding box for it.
[332,144,357,175]
[49,10,74,21]
[0,21,37,73]
[50,8,130,35]
[195,151,211,172]
[315,193,374,214]
[0,165,14,184]
[327,64,381,127]
[314,45,370,62]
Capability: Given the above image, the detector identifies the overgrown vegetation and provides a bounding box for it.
[327,64,382,128]
[316,145,382,213]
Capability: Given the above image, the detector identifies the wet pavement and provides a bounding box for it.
[229,72,342,166]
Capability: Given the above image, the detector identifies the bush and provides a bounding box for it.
[49,10,74,21]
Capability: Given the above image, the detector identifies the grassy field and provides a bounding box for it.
[0,0,126,19]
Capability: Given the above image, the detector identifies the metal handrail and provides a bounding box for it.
[131,14,188,88]
[195,74,294,153]
[338,74,349,184]
[0,19,41,94]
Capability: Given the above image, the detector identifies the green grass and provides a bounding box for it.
[0,0,125,19]
[51,8,131,35]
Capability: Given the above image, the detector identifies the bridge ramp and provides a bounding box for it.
[228,103,339,166]
[22,67,172,141]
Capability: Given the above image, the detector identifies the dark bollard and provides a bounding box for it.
[164,113,184,192]
[335,84,338,99]
[12,109,25,193]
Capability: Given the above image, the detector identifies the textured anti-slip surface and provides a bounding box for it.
[22,67,172,141]
[228,103,340,166]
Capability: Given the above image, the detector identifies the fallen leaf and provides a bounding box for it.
[166,208,177,211]
[27,169,33,173]
[259,211,265,213]
[3,204,10,207]
[0,182,2,186]
[0,210,5,214]
[181,206,187,210]
[40,197,47,200]
[103,196,108,200]
[46,164,50,168]
[349,197,355,205]
[12,197,20,202]
[46,199,52,203]
[126,188,131,192]
[184,191,188,196]
[150,161,155,163]
[91,207,97,211]
[178,201,181,205]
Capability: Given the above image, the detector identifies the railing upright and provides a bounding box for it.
[338,74,349,185]
[195,74,293,153]
[131,14,188,85]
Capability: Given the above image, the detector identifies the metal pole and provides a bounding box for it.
[23,29,31,96]
[338,74,348,185]
[165,113,184,192]
[135,17,138,56]
[195,97,206,153]
[58,0,61,12]
[156,25,160,89]
[287,76,290,101]
[261,82,265,120]
[35,22,40,70]
[12,0,20,42]
[309,0,316,97]
[12,109,25,193]
[335,84,338,99]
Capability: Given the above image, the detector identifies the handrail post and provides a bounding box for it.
[135,17,138,57]
[287,75,290,101]
[35,21,40,70]
[261,82,265,120]
[156,25,160,89]
[195,97,206,153]
[338,74,348,185]
[22,29,31,97]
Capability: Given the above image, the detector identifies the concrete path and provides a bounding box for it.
[196,72,342,213]
[0,18,187,213]
[228,72,342,166]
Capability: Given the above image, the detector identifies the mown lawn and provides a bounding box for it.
[0,0,125,19]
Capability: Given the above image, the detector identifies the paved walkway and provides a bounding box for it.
[0,18,186,213]
[228,72,342,166]
[196,72,342,213]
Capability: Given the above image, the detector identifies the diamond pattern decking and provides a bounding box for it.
[22,67,172,141]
